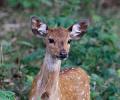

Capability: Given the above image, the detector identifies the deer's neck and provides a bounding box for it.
[39,52,61,99]
[43,52,61,72]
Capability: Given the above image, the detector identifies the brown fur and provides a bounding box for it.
[29,65,90,100]
[29,19,90,100]
[60,68,90,100]
[45,28,70,58]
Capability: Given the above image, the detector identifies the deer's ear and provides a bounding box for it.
[68,19,89,40]
[31,16,48,37]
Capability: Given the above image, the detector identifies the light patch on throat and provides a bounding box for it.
[44,53,61,72]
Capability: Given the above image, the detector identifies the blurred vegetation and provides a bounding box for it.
[0,0,120,100]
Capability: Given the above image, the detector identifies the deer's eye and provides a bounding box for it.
[48,38,55,44]
[68,40,71,44]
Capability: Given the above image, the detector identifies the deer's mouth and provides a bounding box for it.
[56,54,68,60]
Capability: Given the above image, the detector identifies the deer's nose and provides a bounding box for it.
[59,50,68,59]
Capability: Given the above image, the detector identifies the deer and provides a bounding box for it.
[29,16,90,100]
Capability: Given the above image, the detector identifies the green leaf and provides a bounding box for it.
[21,48,45,64]
[0,90,15,100]
[17,41,33,47]
[117,69,120,77]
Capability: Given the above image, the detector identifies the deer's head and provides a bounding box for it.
[31,16,89,60]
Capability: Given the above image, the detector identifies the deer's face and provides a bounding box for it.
[45,28,70,59]
[31,16,89,60]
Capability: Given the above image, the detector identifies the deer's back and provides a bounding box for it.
[59,67,90,100]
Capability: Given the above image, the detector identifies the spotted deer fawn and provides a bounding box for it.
[29,16,90,100]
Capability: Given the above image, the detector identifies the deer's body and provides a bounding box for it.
[29,17,90,100]
[60,68,90,100]
[29,52,90,100]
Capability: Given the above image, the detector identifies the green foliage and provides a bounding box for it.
[1,0,120,100]
[0,90,15,100]
[7,0,52,9]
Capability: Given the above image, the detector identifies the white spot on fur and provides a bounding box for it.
[81,91,85,96]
